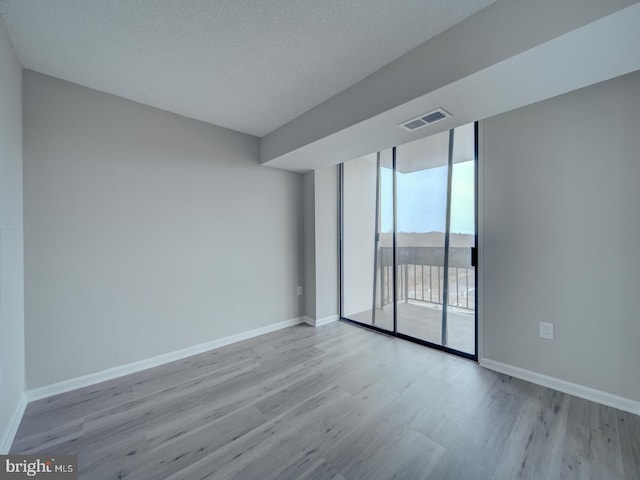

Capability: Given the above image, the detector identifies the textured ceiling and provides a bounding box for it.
[0,0,496,136]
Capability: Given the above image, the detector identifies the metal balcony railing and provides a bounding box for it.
[376,246,475,311]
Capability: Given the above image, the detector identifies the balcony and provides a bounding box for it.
[346,244,476,355]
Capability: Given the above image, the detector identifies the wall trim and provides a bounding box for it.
[25,317,304,403]
[480,358,640,416]
[301,314,339,327]
[316,314,339,326]
[301,315,315,326]
[0,394,27,454]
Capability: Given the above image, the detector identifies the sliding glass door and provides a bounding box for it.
[445,124,476,354]
[342,153,385,329]
[341,123,477,358]
[341,150,393,331]
[395,130,449,346]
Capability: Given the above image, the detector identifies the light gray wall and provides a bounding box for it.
[0,22,24,452]
[23,71,302,389]
[342,156,377,317]
[482,70,640,402]
[301,166,339,322]
[313,166,339,321]
[302,171,316,319]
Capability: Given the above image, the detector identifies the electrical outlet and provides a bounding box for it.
[539,322,554,340]
[297,286,303,296]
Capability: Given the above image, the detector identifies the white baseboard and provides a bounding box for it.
[480,358,640,416]
[301,314,339,327]
[0,393,27,454]
[316,314,339,327]
[301,315,315,326]
[25,317,304,402]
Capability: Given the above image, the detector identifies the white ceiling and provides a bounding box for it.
[0,0,496,136]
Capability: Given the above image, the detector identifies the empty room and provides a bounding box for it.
[1,0,639,479]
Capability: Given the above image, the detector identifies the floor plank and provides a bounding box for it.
[11,321,640,480]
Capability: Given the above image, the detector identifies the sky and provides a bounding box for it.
[380,161,475,234]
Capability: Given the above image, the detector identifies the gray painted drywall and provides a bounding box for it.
[23,71,302,389]
[261,0,636,165]
[302,171,316,319]
[302,166,339,322]
[482,70,640,402]
[0,22,24,452]
[313,166,339,321]
[342,156,377,317]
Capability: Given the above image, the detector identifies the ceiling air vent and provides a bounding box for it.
[399,108,451,131]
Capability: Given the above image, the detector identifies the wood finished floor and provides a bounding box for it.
[11,321,640,480]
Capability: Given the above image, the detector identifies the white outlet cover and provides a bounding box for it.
[540,322,554,340]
